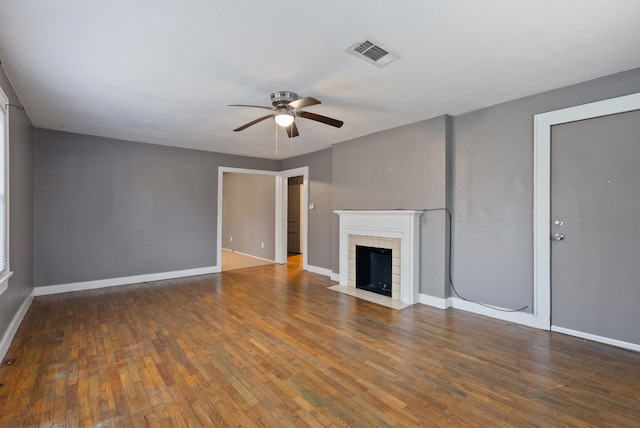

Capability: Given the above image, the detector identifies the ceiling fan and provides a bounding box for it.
[229,91,344,138]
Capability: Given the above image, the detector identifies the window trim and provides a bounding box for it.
[0,85,12,295]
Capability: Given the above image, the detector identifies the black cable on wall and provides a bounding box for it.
[423,207,529,313]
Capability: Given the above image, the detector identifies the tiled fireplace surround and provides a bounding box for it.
[335,210,423,305]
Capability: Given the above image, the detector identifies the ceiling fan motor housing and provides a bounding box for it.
[270,91,298,107]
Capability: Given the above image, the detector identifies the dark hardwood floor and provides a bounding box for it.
[1,255,639,426]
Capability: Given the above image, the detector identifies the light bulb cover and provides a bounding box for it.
[274,112,295,127]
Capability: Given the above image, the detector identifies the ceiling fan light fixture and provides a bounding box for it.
[274,112,294,127]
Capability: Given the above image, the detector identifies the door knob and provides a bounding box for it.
[553,233,565,241]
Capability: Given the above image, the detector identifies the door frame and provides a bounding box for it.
[216,166,309,269]
[533,92,640,330]
[277,167,309,267]
[286,176,303,254]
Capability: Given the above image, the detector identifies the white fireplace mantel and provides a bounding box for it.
[335,210,424,305]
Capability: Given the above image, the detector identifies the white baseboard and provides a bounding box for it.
[34,266,220,296]
[449,297,546,330]
[0,290,34,361]
[330,272,340,282]
[418,293,451,310]
[552,326,640,353]
[305,264,333,278]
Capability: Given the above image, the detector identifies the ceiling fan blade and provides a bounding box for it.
[288,96,321,110]
[299,111,344,128]
[233,114,274,132]
[228,104,274,111]
[285,121,299,138]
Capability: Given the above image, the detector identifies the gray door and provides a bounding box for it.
[550,109,640,345]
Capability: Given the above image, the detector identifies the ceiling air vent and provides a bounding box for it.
[347,38,399,67]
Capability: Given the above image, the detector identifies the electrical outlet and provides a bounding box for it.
[230,236,233,242]
[261,242,264,248]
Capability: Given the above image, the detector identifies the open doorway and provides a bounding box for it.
[278,167,309,269]
[287,176,304,267]
[216,166,309,272]
[221,171,277,272]
[287,176,303,254]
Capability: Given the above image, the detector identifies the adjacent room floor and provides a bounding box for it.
[221,248,275,271]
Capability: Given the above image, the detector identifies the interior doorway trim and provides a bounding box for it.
[216,166,309,270]
[278,167,310,270]
[533,92,640,330]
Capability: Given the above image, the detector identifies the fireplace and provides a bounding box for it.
[348,234,401,299]
[356,245,392,297]
[335,210,424,305]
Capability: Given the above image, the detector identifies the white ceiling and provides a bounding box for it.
[1,1,639,160]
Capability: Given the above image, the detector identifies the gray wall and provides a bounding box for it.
[331,116,451,298]
[0,66,33,339]
[33,129,277,286]
[452,67,640,310]
[222,172,276,260]
[280,149,332,270]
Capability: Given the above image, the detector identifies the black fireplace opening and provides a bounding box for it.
[356,245,392,297]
